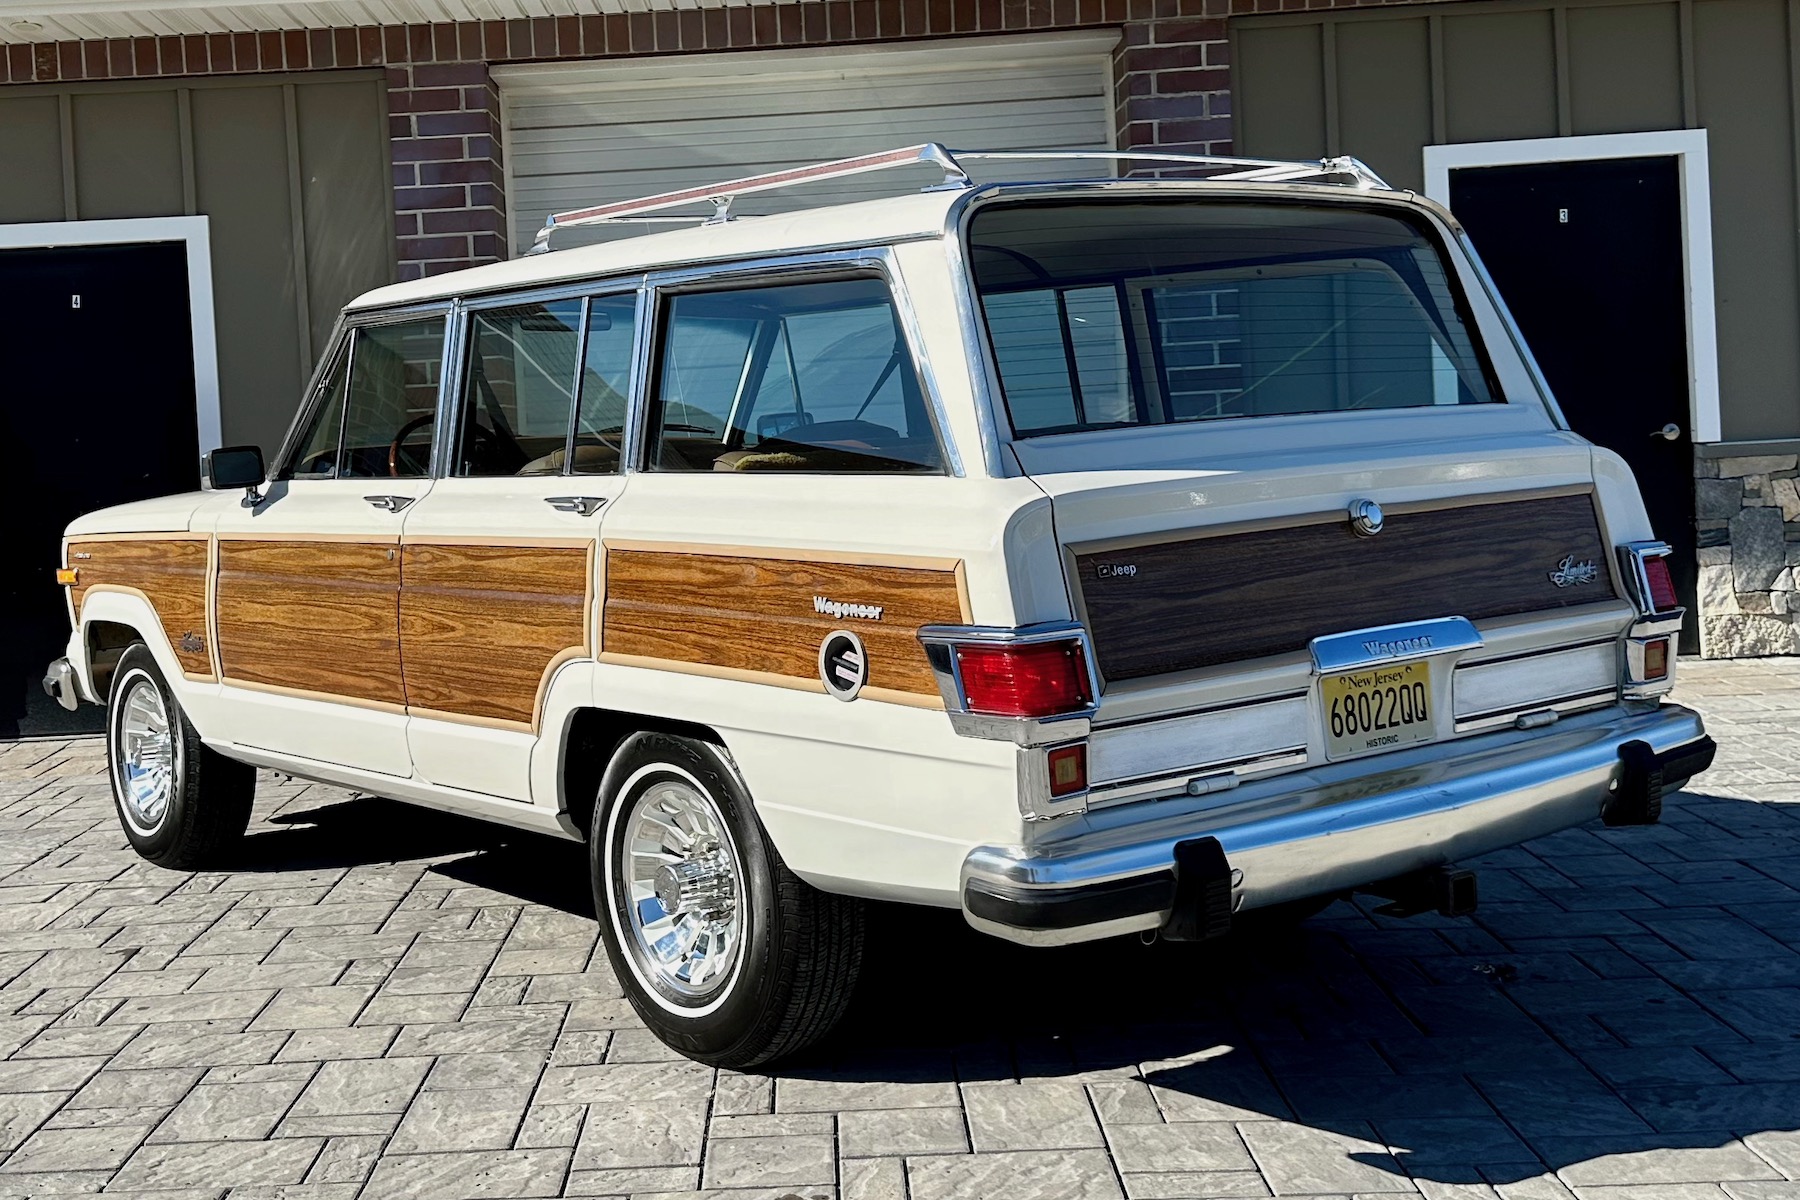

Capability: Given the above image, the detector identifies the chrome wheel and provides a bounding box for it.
[619,776,745,1002]
[115,673,176,834]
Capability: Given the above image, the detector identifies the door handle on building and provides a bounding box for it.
[1651,423,1682,441]
[545,496,606,516]
[363,495,416,513]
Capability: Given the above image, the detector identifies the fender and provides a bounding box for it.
[76,589,199,706]
[529,656,598,821]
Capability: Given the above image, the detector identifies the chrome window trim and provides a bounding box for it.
[916,621,1101,745]
[428,300,466,480]
[637,248,963,477]
[269,314,348,482]
[441,285,642,480]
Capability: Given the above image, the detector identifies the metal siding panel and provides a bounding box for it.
[1334,19,1433,192]
[503,50,1114,251]
[1236,24,1328,161]
[1695,0,1800,439]
[1442,11,1559,144]
[294,78,394,369]
[1566,3,1685,134]
[192,84,305,460]
[0,96,66,223]
[70,90,185,219]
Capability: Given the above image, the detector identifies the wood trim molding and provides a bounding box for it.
[67,538,214,680]
[602,546,967,701]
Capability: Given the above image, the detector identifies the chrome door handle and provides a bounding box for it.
[545,496,606,516]
[363,494,415,513]
[1651,423,1682,441]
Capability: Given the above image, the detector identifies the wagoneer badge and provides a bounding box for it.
[819,630,868,702]
[814,596,884,621]
[1548,555,1599,588]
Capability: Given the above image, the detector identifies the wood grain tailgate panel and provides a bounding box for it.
[603,548,967,699]
[67,538,212,678]
[1077,493,1615,681]
[399,543,591,726]
[215,540,405,706]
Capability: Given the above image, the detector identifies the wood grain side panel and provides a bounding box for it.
[215,541,404,705]
[399,543,592,725]
[1077,493,1615,681]
[603,550,966,698]
[67,538,213,678]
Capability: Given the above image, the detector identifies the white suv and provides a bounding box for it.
[44,145,1714,1068]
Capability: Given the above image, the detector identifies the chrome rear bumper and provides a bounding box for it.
[961,703,1711,945]
[42,658,79,712]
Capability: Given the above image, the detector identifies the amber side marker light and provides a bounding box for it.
[1047,744,1088,798]
[55,568,79,586]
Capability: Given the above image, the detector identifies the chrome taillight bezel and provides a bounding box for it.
[917,621,1101,745]
[1617,540,1681,619]
[1616,541,1683,700]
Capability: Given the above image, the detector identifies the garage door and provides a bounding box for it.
[494,32,1119,252]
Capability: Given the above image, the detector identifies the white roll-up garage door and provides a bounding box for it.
[493,31,1119,252]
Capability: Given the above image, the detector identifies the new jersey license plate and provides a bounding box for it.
[1321,660,1436,760]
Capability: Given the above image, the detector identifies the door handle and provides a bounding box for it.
[545,496,606,517]
[363,494,416,513]
[1651,423,1682,441]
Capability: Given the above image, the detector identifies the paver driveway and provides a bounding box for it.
[0,660,1796,1200]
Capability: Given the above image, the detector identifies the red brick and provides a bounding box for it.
[628,12,654,51]
[506,18,530,57]
[1155,114,1230,142]
[853,0,878,38]
[422,208,504,234]
[385,65,410,89]
[229,31,254,70]
[902,0,928,34]
[1130,94,1208,120]
[654,10,678,48]
[332,28,355,68]
[359,27,384,65]
[801,2,827,40]
[390,87,463,113]
[389,114,413,139]
[391,136,467,162]
[1155,67,1214,93]
[8,44,31,82]
[728,6,753,46]
[471,232,504,259]
[39,43,62,80]
[703,7,729,47]
[827,2,851,39]
[414,61,486,86]
[481,21,505,60]
[605,13,631,53]
[415,110,490,136]
[419,159,494,185]
[928,0,953,32]
[393,163,418,188]
[753,5,779,44]
[531,16,555,56]
[399,233,474,259]
[470,183,505,211]
[395,185,470,210]
[1153,16,1223,41]
[398,263,426,283]
[431,22,457,60]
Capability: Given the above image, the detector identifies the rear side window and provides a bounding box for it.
[649,277,943,474]
[971,202,1501,436]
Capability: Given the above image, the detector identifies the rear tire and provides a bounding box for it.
[106,643,254,869]
[590,732,864,1069]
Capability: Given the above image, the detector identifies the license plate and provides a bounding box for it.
[1321,660,1436,760]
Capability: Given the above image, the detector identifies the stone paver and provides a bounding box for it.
[0,658,1794,1197]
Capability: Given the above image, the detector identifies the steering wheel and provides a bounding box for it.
[389,414,436,477]
[388,414,511,476]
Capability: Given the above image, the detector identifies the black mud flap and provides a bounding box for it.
[1161,836,1233,942]
[1606,736,1717,827]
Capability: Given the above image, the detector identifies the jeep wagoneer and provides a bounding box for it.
[44,145,1715,1067]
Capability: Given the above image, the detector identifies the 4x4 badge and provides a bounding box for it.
[179,632,205,653]
[1549,555,1599,588]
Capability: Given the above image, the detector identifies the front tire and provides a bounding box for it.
[106,644,254,869]
[591,732,864,1069]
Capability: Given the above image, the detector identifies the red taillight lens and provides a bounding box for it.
[1644,555,1679,612]
[1047,744,1088,797]
[955,640,1092,718]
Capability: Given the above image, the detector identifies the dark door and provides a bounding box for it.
[0,241,200,739]
[1449,156,1698,651]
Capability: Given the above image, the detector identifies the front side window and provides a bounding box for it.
[649,277,943,473]
[971,202,1501,436]
[282,346,350,480]
[340,317,447,478]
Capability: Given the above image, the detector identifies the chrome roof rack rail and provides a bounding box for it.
[528,144,1392,253]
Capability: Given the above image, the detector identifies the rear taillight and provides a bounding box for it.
[955,639,1093,718]
[1046,743,1088,797]
[1644,555,1678,612]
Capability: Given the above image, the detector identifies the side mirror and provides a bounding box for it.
[203,445,266,505]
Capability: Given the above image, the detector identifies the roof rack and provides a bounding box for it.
[529,143,1392,253]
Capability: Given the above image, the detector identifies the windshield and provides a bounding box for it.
[969,201,1503,437]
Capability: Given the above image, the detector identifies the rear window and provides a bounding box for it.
[969,201,1502,437]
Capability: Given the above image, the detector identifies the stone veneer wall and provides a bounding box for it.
[1697,450,1800,656]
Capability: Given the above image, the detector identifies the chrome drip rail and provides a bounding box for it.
[528,143,1393,252]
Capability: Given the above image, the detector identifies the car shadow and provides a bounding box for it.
[234,786,1800,1190]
